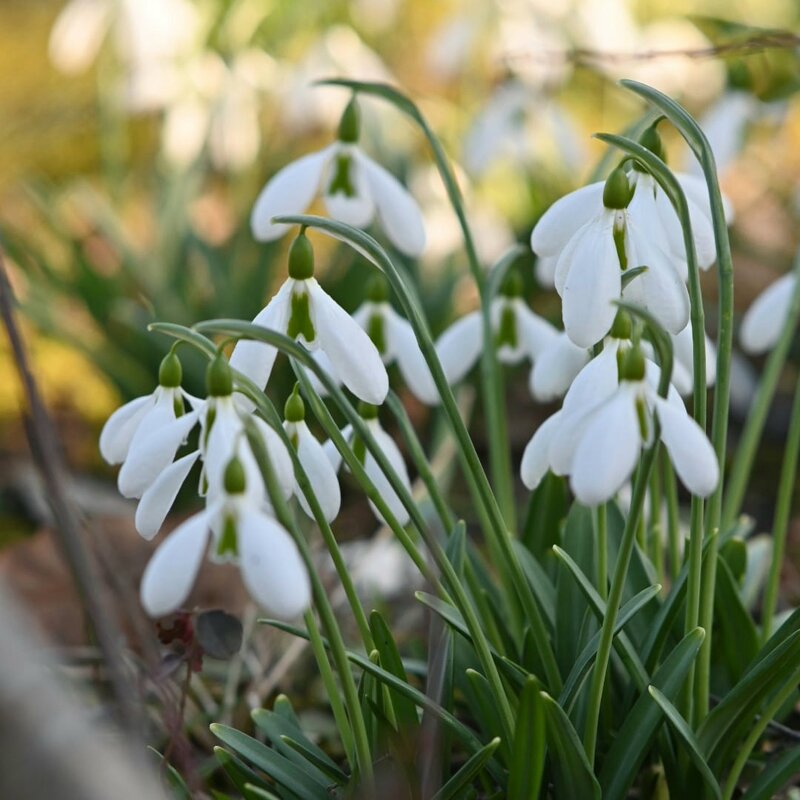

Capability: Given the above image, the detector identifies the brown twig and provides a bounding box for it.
[0,242,142,737]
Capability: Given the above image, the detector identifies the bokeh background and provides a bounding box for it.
[1,0,800,643]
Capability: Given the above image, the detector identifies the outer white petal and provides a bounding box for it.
[688,92,755,178]
[250,146,333,240]
[654,396,719,497]
[303,348,340,397]
[118,410,200,498]
[323,425,352,473]
[671,324,716,395]
[561,342,619,419]
[364,422,412,526]
[291,422,341,522]
[530,182,605,257]
[530,334,590,402]
[385,309,439,404]
[435,311,483,386]
[308,279,388,404]
[516,303,558,360]
[239,510,311,619]
[135,451,200,540]
[140,512,210,617]
[48,0,111,74]
[202,398,244,496]
[253,417,295,500]
[322,147,375,227]
[570,386,642,506]
[357,151,426,257]
[740,273,795,355]
[653,185,717,269]
[99,394,153,464]
[229,279,293,392]
[561,217,621,348]
[520,412,561,489]
[624,224,690,334]
[535,255,558,288]
[676,172,734,224]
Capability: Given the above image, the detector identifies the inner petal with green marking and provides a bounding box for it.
[367,310,387,355]
[327,153,356,198]
[287,287,316,344]
[216,514,239,560]
[495,303,518,350]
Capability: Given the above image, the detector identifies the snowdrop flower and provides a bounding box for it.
[283,387,341,523]
[100,352,201,500]
[230,232,388,405]
[740,273,797,355]
[436,271,555,387]
[250,98,426,257]
[134,354,293,541]
[523,344,718,506]
[324,404,412,527]
[529,331,590,402]
[140,452,311,619]
[669,322,717,396]
[531,163,690,347]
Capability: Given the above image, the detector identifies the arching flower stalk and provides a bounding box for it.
[230,231,389,405]
[250,96,426,257]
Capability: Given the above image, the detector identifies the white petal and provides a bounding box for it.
[535,255,558,288]
[118,410,200,498]
[135,451,200,540]
[140,512,210,617]
[689,92,755,178]
[250,147,332,240]
[435,311,483,385]
[322,147,375,227]
[530,182,605,257]
[202,399,244,496]
[561,342,619,419]
[676,172,734,225]
[239,510,311,619]
[624,225,690,334]
[516,302,558,359]
[48,0,110,74]
[653,184,717,270]
[561,217,621,348]
[570,387,642,506]
[385,309,439,404]
[308,279,388,404]
[530,333,589,402]
[253,417,295,501]
[740,273,795,355]
[670,324,716,394]
[99,394,153,464]
[364,421,412,526]
[229,279,293,392]
[357,151,426,257]
[323,425,352,473]
[655,397,719,497]
[520,412,561,489]
[303,348,340,397]
[291,422,341,522]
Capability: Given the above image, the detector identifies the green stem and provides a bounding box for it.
[722,250,800,530]
[583,442,659,764]
[596,504,608,600]
[663,449,681,581]
[683,495,705,723]
[760,370,800,643]
[648,455,664,585]
[721,666,800,800]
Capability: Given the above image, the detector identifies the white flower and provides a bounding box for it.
[531,166,692,347]
[283,389,341,523]
[230,233,389,406]
[436,286,555,387]
[529,331,590,402]
[250,98,426,257]
[324,410,412,527]
[140,452,310,619]
[522,346,718,506]
[100,353,201,500]
[740,273,796,355]
[669,322,717,396]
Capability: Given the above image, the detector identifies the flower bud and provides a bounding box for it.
[288,232,315,280]
[284,384,305,423]
[158,351,182,388]
[337,97,360,144]
[609,310,632,340]
[617,345,646,382]
[367,274,390,304]
[224,456,247,495]
[358,402,379,420]
[639,125,666,163]
[603,167,633,210]
[207,353,233,397]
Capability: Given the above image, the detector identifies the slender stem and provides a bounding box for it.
[761,370,800,643]
[583,442,659,763]
[683,495,706,723]
[596,504,608,600]
[648,456,664,584]
[722,250,800,529]
[721,666,800,800]
[663,449,681,581]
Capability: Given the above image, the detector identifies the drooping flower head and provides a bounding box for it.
[250,96,426,257]
[230,230,389,405]
[740,273,797,355]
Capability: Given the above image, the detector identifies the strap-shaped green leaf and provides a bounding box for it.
[508,678,546,800]
[430,738,501,800]
[740,745,800,800]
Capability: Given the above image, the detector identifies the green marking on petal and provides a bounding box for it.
[287,289,316,343]
[495,304,518,350]
[613,222,628,271]
[636,394,649,441]
[327,153,356,198]
[367,311,387,354]
[216,515,239,559]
